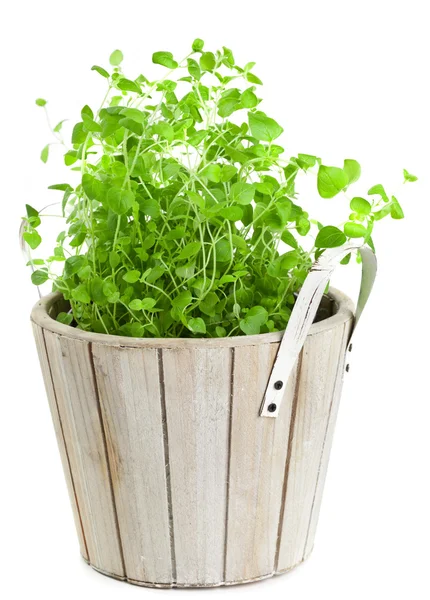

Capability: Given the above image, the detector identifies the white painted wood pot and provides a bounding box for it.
[31,287,354,588]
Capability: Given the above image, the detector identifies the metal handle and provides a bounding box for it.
[259,241,377,417]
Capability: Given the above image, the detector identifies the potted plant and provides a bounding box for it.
[24,40,416,588]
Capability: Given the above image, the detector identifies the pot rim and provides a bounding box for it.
[30,289,354,348]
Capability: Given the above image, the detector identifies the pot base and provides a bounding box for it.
[82,554,309,588]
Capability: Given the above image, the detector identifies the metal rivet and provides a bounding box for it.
[346,364,350,372]
[268,403,277,413]
[348,343,353,352]
[274,380,283,390]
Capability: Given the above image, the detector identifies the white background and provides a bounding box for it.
[1,1,429,598]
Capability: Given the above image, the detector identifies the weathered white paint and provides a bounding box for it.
[31,287,356,587]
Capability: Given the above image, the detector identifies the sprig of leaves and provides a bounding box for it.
[23,41,417,338]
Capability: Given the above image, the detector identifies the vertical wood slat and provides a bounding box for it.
[303,318,353,558]
[276,323,351,572]
[162,347,232,586]
[91,344,173,585]
[31,323,88,561]
[43,331,125,576]
[225,343,299,583]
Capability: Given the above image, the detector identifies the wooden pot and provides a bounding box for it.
[31,288,354,588]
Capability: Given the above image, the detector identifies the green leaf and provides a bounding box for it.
[71,122,87,144]
[200,164,221,183]
[141,298,157,310]
[344,222,367,238]
[350,197,371,215]
[109,49,123,66]
[199,52,216,71]
[120,108,146,124]
[172,290,192,310]
[82,174,105,202]
[220,165,237,182]
[123,270,141,283]
[129,299,143,310]
[391,196,404,219]
[81,104,93,119]
[187,58,201,79]
[35,98,47,107]
[368,184,389,203]
[219,206,243,221]
[177,241,201,260]
[340,253,351,265]
[91,65,109,78]
[215,239,232,262]
[240,88,258,108]
[31,269,49,285]
[239,306,268,335]
[280,251,300,270]
[281,230,298,249]
[119,118,143,136]
[192,38,204,52]
[152,51,178,69]
[403,168,418,183]
[188,130,208,147]
[82,114,102,132]
[53,119,67,132]
[26,204,39,219]
[183,192,202,211]
[64,256,86,277]
[373,205,392,221]
[109,251,121,269]
[153,121,174,142]
[57,312,73,325]
[317,165,349,198]
[102,281,119,302]
[117,78,141,93]
[40,144,49,163]
[23,230,42,249]
[218,89,241,117]
[188,317,206,334]
[231,235,249,252]
[343,159,361,184]
[139,197,160,218]
[72,284,91,303]
[315,226,346,248]
[107,188,134,215]
[230,182,255,205]
[295,153,318,171]
[296,217,310,236]
[130,298,156,311]
[248,111,283,142]
[246,72,263,85]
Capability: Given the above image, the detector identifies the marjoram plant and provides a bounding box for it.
[23,40,417,338]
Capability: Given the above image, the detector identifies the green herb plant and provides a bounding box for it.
[24,41,417,337]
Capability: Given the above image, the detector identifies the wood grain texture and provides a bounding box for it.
[276,322,351,572]
[91,344,173,585]
[162,347,232,586]
[225,343,298,583]
[43,331,125,576]
[31,289,355,587]
[32,323,88,560]
[303,318,354,559]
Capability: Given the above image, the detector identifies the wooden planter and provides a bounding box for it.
[31,288,355,588]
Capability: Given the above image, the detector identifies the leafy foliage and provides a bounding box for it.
[23,42,417,338]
